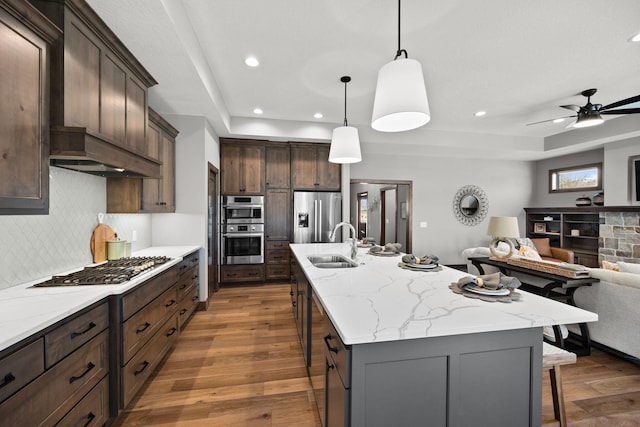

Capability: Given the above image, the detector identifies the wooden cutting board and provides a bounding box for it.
[90,223,116,263]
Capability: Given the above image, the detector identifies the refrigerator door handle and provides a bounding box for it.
[318,200,323,241]
[314,199,318,242]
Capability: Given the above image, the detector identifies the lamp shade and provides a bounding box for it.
[329,126,361,164]
[371,58,430,132]
[486,216,520,238]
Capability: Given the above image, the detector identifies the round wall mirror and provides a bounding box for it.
[453,185,488,226]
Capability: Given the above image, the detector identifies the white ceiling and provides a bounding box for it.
[86,0,640,160]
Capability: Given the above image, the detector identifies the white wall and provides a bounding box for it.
[531,148,604,207]
[603,138,640,206]
[350,152,534,264]
[0,167,152,290]
[151,114,220,300]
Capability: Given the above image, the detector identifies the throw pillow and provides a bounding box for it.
[518,245,542,260]
[515,237,535,250]
[530,238,552,257]
[602,260,619,271]
[618,261,640,275]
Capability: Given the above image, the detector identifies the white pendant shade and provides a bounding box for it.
[371,58,431,132]
[329,126,361,164]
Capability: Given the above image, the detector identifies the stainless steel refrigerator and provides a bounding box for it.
[293,191,342,243]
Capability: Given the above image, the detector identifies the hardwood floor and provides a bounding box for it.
[115,283,640,427]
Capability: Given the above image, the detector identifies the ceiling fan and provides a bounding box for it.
[527,88,640,128]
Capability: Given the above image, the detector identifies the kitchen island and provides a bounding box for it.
[290,243,598,427]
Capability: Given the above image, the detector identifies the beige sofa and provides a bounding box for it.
[572,268,640,360]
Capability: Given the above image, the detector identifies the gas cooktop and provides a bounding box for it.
[33,256,172,287]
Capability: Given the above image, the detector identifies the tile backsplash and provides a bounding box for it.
[0,167,151,290]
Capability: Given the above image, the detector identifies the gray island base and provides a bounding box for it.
[290,243,597,427]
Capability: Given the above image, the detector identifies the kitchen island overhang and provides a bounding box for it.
[291,243,598,427]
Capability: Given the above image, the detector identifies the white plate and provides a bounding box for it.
[399,262,439,270]
[370,251,400,256]
[465,286,510,296]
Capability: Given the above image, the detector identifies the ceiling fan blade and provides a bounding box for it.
[601,108,640,115]
[601,94,640,111]
[560,104,581,112]
[526,115,576,126]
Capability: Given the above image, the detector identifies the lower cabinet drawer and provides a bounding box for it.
[0,338,44,404]
[266,264,291,280]
[221,265,265,282]
[122,285,178,364]
[178,286,199,330]
[56,375,109,427]
[0,330,109,427]
[122,315,178,407]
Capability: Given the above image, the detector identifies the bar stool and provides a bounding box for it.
[542,342,577,427]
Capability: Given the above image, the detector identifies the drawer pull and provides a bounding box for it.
[327,360,335,370]
[192,274,198,280]
[179,265,188,272]
[83,412,96,427]
[179,308,187,315]
[69,362,95,384]
[0,373,15,389]
[179,284,187,290]
[136,322,151,334]
[166,327,178,337]
[192,295,199,302]
[70,321,97,339]
[165,299,177,308]
[324,334,339,353]
[273,256,283,259]
[134,361,150,376]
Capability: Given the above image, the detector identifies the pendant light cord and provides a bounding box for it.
[394,0,408,60]
[343,80,348,126]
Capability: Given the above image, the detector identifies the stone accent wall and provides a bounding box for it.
[599,212,640,264]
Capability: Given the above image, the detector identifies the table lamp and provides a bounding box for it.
[486,216,520,259]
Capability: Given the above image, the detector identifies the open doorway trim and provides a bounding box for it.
[350,179,413,253]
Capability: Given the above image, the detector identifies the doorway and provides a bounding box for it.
[356,192,368,239]
[208,163,219,301]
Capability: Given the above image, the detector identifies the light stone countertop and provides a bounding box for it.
[0,246,200,352]
[291,243,599,346]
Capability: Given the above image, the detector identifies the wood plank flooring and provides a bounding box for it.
[114,283,640,427]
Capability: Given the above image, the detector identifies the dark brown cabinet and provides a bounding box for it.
[106,109,178,213]
[291,143,341,191]
[266,144,290,189]
[221,139,265,195]
[0,0,58,214]
[265,189,290,241]
[31,0,161,178]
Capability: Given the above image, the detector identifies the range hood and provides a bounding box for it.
[49,126,161,178]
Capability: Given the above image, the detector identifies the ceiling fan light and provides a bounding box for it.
[371,58,431,132]
[572,113,604,128]
[329,126,361,164]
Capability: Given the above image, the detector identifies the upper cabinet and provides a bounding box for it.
[29,0,161,178]
[265,144,290,189]
[0,0,59,215]
[291,143,341,191]
[220,139,265,195]
[106,109,178,213]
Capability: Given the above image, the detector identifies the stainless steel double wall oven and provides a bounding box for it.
[221,195,264,264]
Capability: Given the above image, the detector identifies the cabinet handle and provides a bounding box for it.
[165,299,176,308]
[274,256,283,259]
[70,321,97,339]
[292,301,297,307]
[136,322,151,334]
[134,361,150,376]
[290,290,294,296]
[179,265,188,272]
[160,202,167,206]
[179,284,187,290]
[324,334,339,353]
[192,274,198,280]
[0,373,15,389]
[166,327,178,337]
[192,295,199,302]
[180,308,187,315]
[69,362,96,384]
[326,360,335,370]
[228,273,237,277]
[82,412,96,427]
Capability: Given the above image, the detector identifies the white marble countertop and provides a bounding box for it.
[291,243,598,346]
[0,246,200,352]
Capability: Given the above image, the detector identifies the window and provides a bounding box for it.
[549,163,602,193]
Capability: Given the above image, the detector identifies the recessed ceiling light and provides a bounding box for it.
[553,118,566,123]
[629,32,640,42]
[474,111,486,117]
[245,56,260,67]
[314,113,323,119]
[253,108,263,115]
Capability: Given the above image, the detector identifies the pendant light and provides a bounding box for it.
[371,0,430,132]
[329,76,362,164]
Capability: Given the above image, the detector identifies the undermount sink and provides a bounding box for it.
[307,254,358,268]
